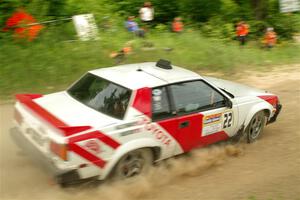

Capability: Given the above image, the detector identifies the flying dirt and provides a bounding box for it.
[1,65,299,200]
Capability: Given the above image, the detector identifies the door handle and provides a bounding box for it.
[179,121,190,128]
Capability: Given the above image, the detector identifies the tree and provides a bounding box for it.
[179,0,222,22]
[250,0,269,20]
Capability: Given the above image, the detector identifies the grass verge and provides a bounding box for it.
[1,30,299,100]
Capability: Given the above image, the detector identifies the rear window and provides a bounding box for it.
[67,73,132,119]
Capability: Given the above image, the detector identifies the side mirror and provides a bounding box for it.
[226,99,233,108]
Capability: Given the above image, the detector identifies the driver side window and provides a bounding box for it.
[170,80,226,115]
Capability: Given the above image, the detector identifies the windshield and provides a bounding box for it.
[67,73,132,119]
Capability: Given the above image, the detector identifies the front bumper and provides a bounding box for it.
[9,127,91,186]
[267,104,282,124]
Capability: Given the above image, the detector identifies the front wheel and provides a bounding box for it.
[246,111,266,143]
[112,148,153,180]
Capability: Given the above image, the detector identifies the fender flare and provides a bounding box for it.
[243,101,273,130]
[100,138,161,179]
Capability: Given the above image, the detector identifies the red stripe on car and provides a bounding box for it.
[68,130,120,168]
[16,93,119,168]
[16,94,43,100]
[132,87,152,118]
[258,95,278,107]
[158,113,229,152]
[69,143,106,168]
[58,126,92,136]
[69,130,120,149]
[131,91,229,152]
[198,131,229,147]
[16,94,92,136]
[16,94,68,127]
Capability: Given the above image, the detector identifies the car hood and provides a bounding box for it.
[203,76,268,97]
[34,91,119,128]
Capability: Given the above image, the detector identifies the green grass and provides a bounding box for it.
[1,30,300,100]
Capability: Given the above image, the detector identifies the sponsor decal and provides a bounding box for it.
[203,113,222,125]
[202,113,223,136]
[202,111,234,136]
[84,139,101,154]
[202,123,223,136]
[139,117,172,146]
[152,89,163,111]
[152,89,162,96]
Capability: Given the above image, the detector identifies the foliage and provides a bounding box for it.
[0,0,23,26]
[1,0,300,100]
[154,23,169,32]
[178,0,222,22]
[267,13,300,39]
[200,17,236,40]
[1,0,300,40]
[1,30,300,100]
[220,0,240,21]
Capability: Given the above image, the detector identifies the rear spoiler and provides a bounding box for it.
[15,94,91,136]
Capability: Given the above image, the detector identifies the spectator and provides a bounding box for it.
[236,21,249,46]
[110,42,133,64]
[125,16,145,38]
[139,2,154,29]
[263,27,277,49]
[172,17,184,33]
[3,8,43,41]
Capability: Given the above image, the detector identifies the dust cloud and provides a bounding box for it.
[91,144,243,200]
[47,145,241,200]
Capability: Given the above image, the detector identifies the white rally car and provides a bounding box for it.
[11,59,281,186]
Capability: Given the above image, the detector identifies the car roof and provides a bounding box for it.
[89,62,202,90]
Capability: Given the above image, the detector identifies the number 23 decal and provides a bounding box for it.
[223,112,233,128]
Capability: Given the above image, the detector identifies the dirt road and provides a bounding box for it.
[1,65,300,200]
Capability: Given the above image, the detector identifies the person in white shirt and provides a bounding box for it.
[139,2,154,24]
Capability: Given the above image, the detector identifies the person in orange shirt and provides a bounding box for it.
[3,8,43,41]
[263,27,277,49]
[172,17,184,33]
[236,21,249,46]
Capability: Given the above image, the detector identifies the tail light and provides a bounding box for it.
[50,141,68,161]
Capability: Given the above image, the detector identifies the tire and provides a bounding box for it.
[246,111,266,143]
[112,148,153,180]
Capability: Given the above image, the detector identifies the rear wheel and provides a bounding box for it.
[246,111,266,143]
[112,148,153,180]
